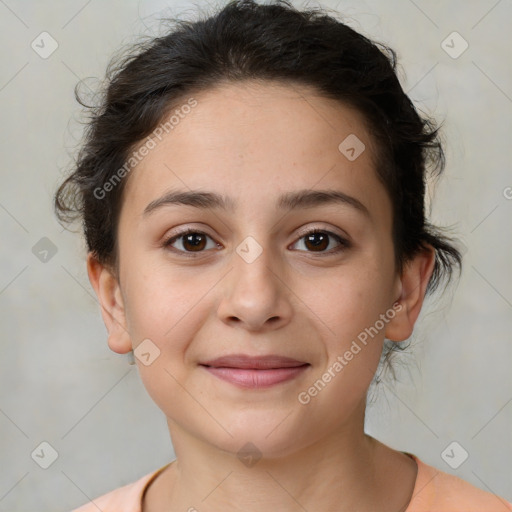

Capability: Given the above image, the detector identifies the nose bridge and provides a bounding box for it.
[217,231,292,330]
[232,233,281,301]
[230,207,281,282]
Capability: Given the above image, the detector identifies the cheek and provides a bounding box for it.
[121,267,231,439]
[301,263,391,340]
[123,261,200,339]
[299,263,392,396]
[121,266,209,414]
[297,279,388,418]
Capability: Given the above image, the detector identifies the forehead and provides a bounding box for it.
[120,80,392,229]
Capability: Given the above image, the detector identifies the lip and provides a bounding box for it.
[199,354,310,389]
[200,354,308,369]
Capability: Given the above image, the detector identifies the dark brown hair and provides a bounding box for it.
[54,0,463,379]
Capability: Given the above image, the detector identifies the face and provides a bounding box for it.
[90,81,431,459]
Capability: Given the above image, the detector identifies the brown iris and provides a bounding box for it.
[182,233,207,252]
[304,232,329,252]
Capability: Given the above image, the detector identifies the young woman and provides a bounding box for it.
[55,1,512,510]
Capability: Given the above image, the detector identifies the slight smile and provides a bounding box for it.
[199,354,311,389]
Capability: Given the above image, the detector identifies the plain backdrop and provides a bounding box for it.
[0,1,511,510]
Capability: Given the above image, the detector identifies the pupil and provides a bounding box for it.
[307,233,328,251]
[185,233,205,251]
[181,232,330,252]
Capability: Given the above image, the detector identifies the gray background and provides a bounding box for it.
[0,0,511,510]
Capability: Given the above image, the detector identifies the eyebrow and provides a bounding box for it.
[143,188,370,219]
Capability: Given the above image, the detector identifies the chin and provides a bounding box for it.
[204,411,315,460]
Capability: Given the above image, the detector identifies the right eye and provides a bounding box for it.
[162,229,220,256]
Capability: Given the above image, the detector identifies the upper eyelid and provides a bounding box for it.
[164,226,348,250]
[167,221,349,238]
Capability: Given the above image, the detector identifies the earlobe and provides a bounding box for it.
[384,244,436,342]
[86,253,133,354]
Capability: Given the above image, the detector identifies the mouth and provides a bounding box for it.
[199,354,310,388]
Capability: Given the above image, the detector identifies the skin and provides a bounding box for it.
[87,81,435,511]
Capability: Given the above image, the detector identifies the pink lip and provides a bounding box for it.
[199,354,310,389]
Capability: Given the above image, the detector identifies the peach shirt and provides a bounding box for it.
[72,453,512,511]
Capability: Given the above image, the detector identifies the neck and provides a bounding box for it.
[148,405,417,511]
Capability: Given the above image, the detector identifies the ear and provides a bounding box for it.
[384,244,436,342]
[86,252,132,354]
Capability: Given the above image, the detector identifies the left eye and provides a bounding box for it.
[291,229,349,254]
[163,228,349,255]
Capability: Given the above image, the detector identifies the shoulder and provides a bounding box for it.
[406,453,512,512]
[70,463,172,512]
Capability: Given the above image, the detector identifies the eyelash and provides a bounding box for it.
[162,227,350,257]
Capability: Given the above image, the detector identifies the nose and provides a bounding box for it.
[217,242,293,332]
